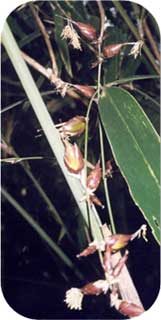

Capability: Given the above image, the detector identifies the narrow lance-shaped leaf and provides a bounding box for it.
[99,87,160,243]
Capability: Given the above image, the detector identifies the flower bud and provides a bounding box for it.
[82,280,109,295]
[73,84,95,98]
[60,116,86,138]
[77,242,97,258]
[118,301,144,317]
[103,43,124,58]
[87,160,102,191]
[64,140,84,174]
[81,282,103,295]
[105,225,147,252]
[72,21,97,41]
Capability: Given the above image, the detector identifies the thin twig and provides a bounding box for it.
[143,19,160,62]
[29,3,58,75]
[96,0,116,232]
[97,0,106,43]
[21,51,50,78]
[84,90,98,185]
[21,51,87,101]
[99,124,116,234]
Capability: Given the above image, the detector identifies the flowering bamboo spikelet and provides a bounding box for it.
[118,300,144,317]
[58,116,86,138]
[129,40,144,59]
[103,244,113,274]
[65,280,110,310]
[64,140,84,174]
[89,194,104,208]
[103,40,144,59]
[64,288,83,310]
[105,224,147,252]
[61,23,82,50]
[112,250,129,277]
[73,84,96,98]
[77,224,147,257]
[76,241,98,258]
[71,21,97,41]
[82,280,109,295]
[103,43,123,58]
[87,160,102,192]
[110,292,144,316]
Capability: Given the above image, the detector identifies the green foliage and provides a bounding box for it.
[99,87,160,243]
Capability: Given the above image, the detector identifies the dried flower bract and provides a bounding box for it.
[61,22,82,50]
[64,288,83,310]
[129,40,144,59]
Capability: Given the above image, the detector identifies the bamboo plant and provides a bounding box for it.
[1,1,160,318]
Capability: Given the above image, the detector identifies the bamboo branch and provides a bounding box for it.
[97,0,106,43]
[113,1,160,74]
[29,3,58,75]
[143,19,160,62]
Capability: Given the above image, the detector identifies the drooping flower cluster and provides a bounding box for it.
[65,224,147,313]
[55,110,104,208]
[61,22,82,50]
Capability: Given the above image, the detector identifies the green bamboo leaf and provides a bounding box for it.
[99,87,160,243]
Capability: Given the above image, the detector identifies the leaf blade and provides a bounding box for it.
[99,87,160,243]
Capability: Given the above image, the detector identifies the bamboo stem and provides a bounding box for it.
[143,19,160,62]
[2,21,103,243]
